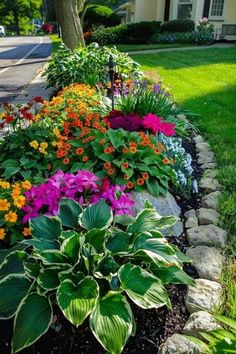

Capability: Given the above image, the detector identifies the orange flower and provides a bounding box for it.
[76,148,84,155]
[122,147,129,154]
[4,211,18,223]
[57,149,67,158]
[142,172,149,180]
[104,162,111,170]
[122,162,129,169]
[129,141,137,147]
[100,139,106,144]
[82,156,89,162]
[127,181,134,189]
[123,174,129,180]
[154,148,161,154]
[108,168,115,175]
[104,147,111,154]
[137,178,145,186]
[0,228,6,240]
[130,146,137,153]
[22,228,31,237]
[0,199,10,211]
[63,157,70,165]
[162,158,169,165]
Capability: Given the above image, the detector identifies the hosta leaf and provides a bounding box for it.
[151,265,195,286]
[0,275,31,319]
[133,235,180,266]
[12,293,52,353]
[79,199,113,230]
[37,267,61,290]
[23,239,60,251]
[60,233,81,263]
[106,231,131,255]
[40,250,68,265]
[95,255,119,277]
[58,198,82,229]
[57,278,99,326]
[24,260,40,279]
[114,214,135,226]
[0,251,28,279]
[90,292,134,354]
[30,215,62,241]
[84,228,107,253]
[58,269,84,284]
[0,243,28,265]
[118,263,170,309]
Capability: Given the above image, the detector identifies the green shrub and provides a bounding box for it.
[0,198,193,354]
[150,31,214,46]
[84,4,121,31]
[161,19,195,33]
[44,43,142,88]
[89,24,127,45]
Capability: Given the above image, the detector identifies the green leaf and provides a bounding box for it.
[79,199,113,230]
[37,267,61,290]
[57,278,99,326]
[23,239,60,251]
[0,243,28,265]
[151,265,195,286]
[114,214,135,226]
[58,198,82,229]
[95,256,119,277]
[40,250,68,265]
[1,159,19,168]
[24,260,40,279]
[106,231,131,255]
[118,263,170,309]
[107,130,124,149]
[60,233,81,263]
[3,166,21,179]
[12,293,52,353]
[84,228,107,253]
[58,269,84,284]
[30,215,62,241]
[0,251,28,279]
[90,292,134,354]
[0,275,31,319]
[146,178,160,197]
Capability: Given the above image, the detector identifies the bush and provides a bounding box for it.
[84,5,121,31]
[161,19,195,33]
[89,24,127,45]
[150,31,214,46]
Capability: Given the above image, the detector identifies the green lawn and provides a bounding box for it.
[131,46,236,315]
[109,43,195,52]
[49,34,62,53]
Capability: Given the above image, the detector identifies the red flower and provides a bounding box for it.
[4,115,14,123]
[33,96,44,104]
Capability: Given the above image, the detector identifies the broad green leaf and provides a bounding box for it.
[60,233,81,263]
[58,269,84,284]
[95,255,119,277]
[0,243,28,265]
[146,177,160,197]
[12,293,52,353]
[57,278,99,326]
[151,265,195,286]
[24,260,40,279]
[30,215,62,241]
[106,231,131,255]
[133,235,180,266]
[107,130,124,149]
[23,239,60,251]
[118,263,170,309]
[1,159,19,168]
[3,166,21,179]
[58,198,82,229]
[40,250,68,265]
[79,199,113,230]
[84,228,107,253]
[0,251,28,279]
[114,214,135,226]
[37,267,61,290]
[0,275,31,319]
[90,292,134,354]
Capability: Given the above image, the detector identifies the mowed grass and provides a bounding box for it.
[109,43,194,52]
[131,46,236,315]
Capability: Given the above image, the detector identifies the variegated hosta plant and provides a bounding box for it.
[0,198,194,354]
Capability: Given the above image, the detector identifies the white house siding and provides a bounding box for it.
[156,0,166,21]
[195,0,205,24]
[134,0,158,22]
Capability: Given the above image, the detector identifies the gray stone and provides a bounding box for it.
[202,191,221,210]
[203,170,218,179]
[184,209,196,219]
[200,177,221,192]
[196,208,220,225]
[158,333,205,354]
[186,225,227,248]
[185,278,222,313]
[177,114,188,122]
[131,191,183,237]
[196,142,211,154]
[186,246,223,281]
[200,162,217,170]
[197,151,215,165]
[193,135,204,144]
[183,311,222,339]
[186,216,198,229]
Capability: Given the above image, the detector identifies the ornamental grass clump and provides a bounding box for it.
[0,199,194,354]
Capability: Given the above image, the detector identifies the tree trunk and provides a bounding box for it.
[54,0,85,49]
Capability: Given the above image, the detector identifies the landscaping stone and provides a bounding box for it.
[196,208,220,225]
[184,209,196,219]
[200,177,221,192]
[196,142,211,153]
[186,216,198,229]
[176,114,188,122]
[200,162,217,170]
[193,135,204,144]
[158,333,205,354]
[201,191,221,210]
[132,191,183,237]
[186,246,223,281]
[197,151,215,165]
[186,224,227,248]
[183,311,222,339]
[203,170,217,179]
[185,278,222,313]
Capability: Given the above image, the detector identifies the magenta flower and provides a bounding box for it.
[75,170,99,191]
[143,113,162,133]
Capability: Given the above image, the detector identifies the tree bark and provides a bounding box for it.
[54,0,85,49]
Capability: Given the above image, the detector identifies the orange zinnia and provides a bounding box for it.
[162,158,169,165]
[122,162,129,169]
[63,157,70,165]
[76,148,84,155]
[137,178,145,186]
[82,156,89,162]
[127,181,134,189]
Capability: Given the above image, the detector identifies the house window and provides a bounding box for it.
[177,0,193,20]
[210,0,224,19]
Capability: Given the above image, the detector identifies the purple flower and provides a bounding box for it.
[153,83,160,94]
[75,170,99,191]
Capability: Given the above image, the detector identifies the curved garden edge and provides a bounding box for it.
[158,115,228,354]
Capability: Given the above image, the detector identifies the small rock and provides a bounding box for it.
[183,311,222,339]
[184,209,196,219]
[196,142,211,153]
[131,191,183,237]
[158,333,205,354]
[186,216,198,229]
[203,170,218,179]
[196,208,220,225]
[200,177,221,192]
[185,278,222,313]
[202,191,221,210]
[200,162,217,170]
[193,135,204,144]
[186,246,223,281]
[186,224,227,248]
[197,151,215,165]
[177,114,188,122]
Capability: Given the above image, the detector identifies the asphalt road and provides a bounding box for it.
[0,36,52,103]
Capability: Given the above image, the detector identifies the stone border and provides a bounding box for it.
[158,119,227,353]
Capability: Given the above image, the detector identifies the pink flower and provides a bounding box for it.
[160,122,176,136]
[143,113,162,133]
[75,170,99,191]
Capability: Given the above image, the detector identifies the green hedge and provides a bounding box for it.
[150,31,214,45]
[161,19,195,33]
[84,5,121,31]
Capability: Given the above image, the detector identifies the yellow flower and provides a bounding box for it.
[0,228,6,240]
[53,128,60,138]
[13,195,26,209]
[0,199,10,211]
[33,114,41,122]
[0,180,10,189]
[4,210,18,223]
[51,141,58,147]
[22,227,31,237]
[21,180,32,190]
[39,147,47,154]
[11,184,21,198]
[40,142,48,149]
[29,140,39,149]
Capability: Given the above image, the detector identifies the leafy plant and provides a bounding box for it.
[0,199,193,354]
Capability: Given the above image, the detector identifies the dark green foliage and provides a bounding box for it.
[84,5,121,31]
[161,19,195,33]
[150,31,214,46]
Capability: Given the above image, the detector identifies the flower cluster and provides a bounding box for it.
[0,179,32,241]
[23,170,134,223]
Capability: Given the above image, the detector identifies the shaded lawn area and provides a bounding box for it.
[108,43,195,52]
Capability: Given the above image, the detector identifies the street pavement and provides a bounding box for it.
[0,36,52,103]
